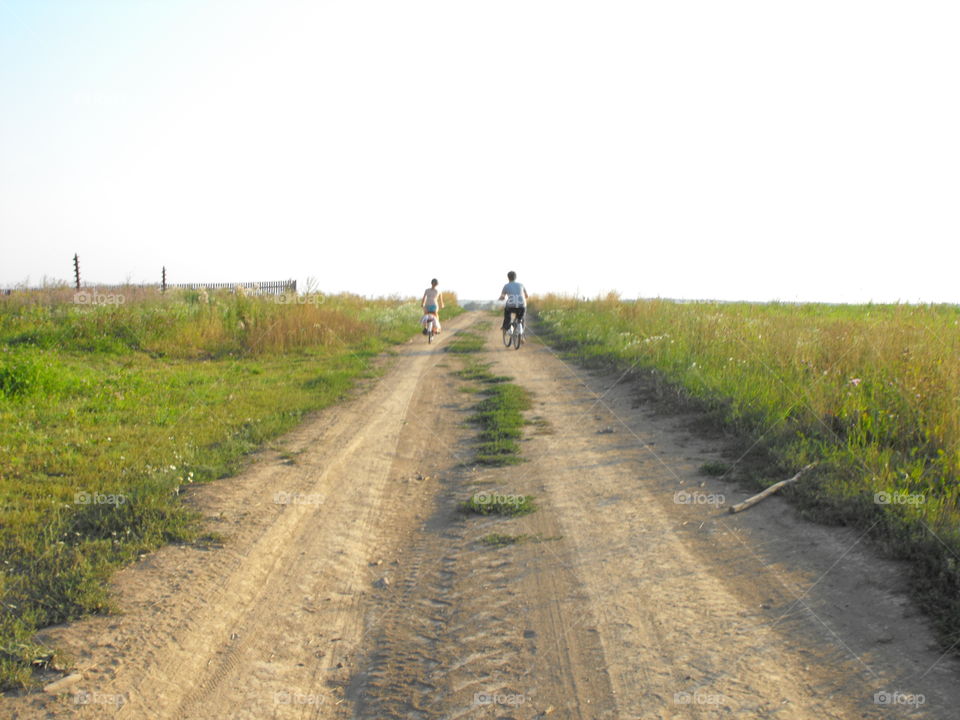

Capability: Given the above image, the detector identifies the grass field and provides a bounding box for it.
[0,287,461,689]
[535,294,960,649]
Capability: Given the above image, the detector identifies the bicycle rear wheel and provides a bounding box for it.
[502,327,513,347]
[512,324,522,349]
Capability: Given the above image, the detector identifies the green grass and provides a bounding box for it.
[0,288,462,689]
[536,293,960,650]
[478,532,561,547]
[460,492,536,517]
[480,532,528,547]
[452,356,532,466]
[699,461,732,477]
[527,415,555,435]
[455,361,512,384]
[468,381,533,465]
[445,330,485,354]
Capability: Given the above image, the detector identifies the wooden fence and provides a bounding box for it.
[162,280,296,295]
[1,280,297,296]
[1,256,297,297]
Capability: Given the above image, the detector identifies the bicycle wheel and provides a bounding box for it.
[503,326,513,347]
[428,327,433,343]
[512,323,522,349]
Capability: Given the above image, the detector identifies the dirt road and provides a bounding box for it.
[8,311,960,719]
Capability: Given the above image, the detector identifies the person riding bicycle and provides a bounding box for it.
[499,271,528,331]
[421,279,444,335]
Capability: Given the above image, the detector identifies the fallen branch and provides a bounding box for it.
[728,462,818,514]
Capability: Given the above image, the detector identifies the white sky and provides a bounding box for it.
[1,1,958,303]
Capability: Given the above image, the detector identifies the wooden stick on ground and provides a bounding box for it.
[728,462,818,514]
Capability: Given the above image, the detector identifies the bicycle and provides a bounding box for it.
[502,313,524,350]
[422,314,439,343]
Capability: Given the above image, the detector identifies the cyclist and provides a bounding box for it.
[421,279,444,336]
[499,271,528,332]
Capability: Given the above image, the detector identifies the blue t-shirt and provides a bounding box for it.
[502,281,526,307]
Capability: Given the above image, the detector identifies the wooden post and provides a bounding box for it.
[161,267,167,293]
[73,254,81,290]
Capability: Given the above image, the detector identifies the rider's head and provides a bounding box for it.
[431,278,438,287]
[507,271,517,282]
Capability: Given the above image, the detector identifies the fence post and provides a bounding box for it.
[161,267,167,293]
[73,254,81,290]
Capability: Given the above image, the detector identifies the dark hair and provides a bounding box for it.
[431,278,438,286]
[507,271,517,281]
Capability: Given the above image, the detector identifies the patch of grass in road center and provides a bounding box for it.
[452,358,531,465]
[455,359,512,385]
[460,492,536,517]
[480,532,528,547]
[527,415,555,435]
[479,532,563,548]
[471,384,533,465]
[445,330,485,354]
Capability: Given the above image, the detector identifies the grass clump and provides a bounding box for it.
[699,461,732,477]
[455,359,512,384]
[471,384,533,465]
[446,330,485,354]
[452,353,531,466]
[460,492,536,517]
[480,533,528,547]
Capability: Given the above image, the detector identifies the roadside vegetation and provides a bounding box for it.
[535,294,960,649]
[0,287,460,689]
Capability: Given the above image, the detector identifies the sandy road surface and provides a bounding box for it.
[6,311,960,719]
